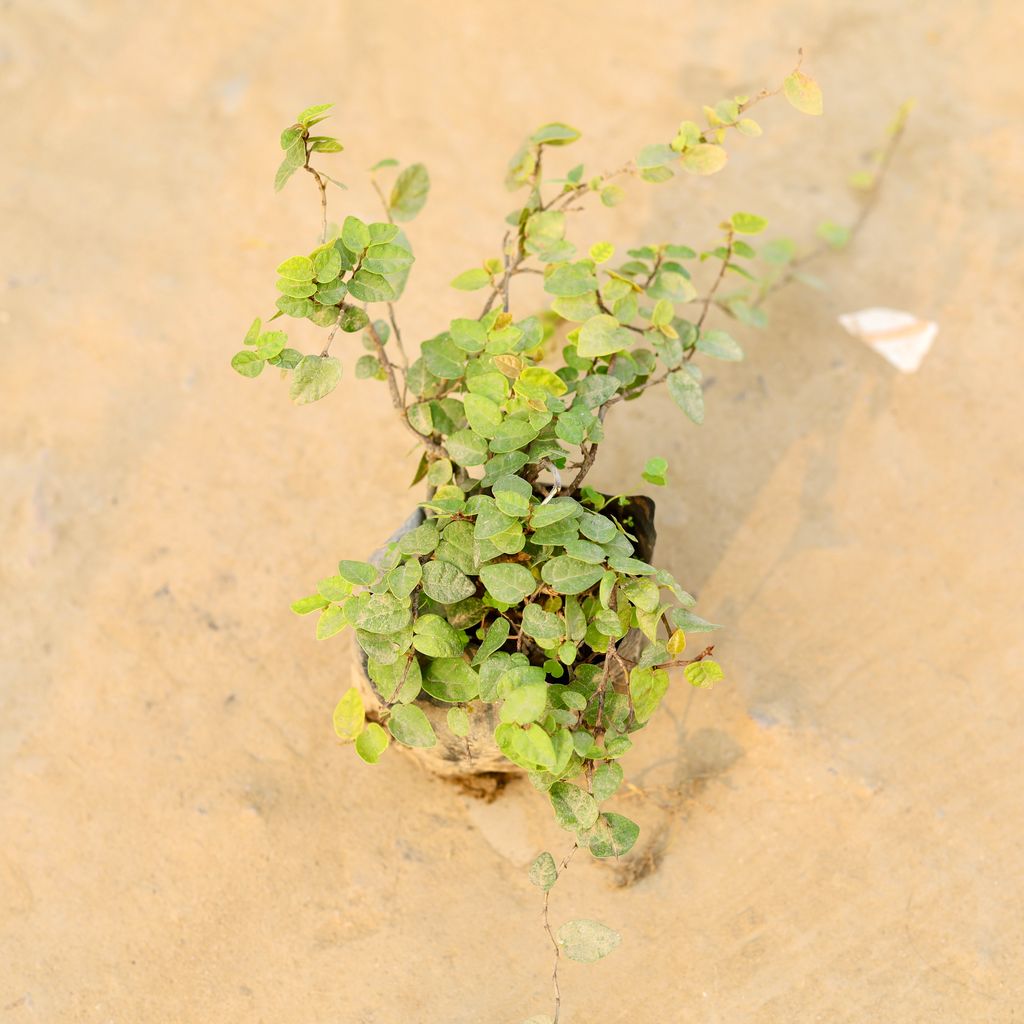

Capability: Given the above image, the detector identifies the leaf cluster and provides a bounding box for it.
[234,62,848,847]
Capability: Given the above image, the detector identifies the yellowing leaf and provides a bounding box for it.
[332,687,365,740]
[783,71,823,116]
[680,144,727,175]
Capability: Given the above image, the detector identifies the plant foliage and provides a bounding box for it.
[234,53,908,1022]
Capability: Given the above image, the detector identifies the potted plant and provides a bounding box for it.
[232,54,906,1020]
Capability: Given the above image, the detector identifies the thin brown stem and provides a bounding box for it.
[319,314,343,357]
[370,177,394,224]
[568,441,600,493]
[302,143,329,244]
[386,302,410,401]
[696,227,734,329]
[698,48,804,144]
[364,314,449,459]
[542,842,580,1024]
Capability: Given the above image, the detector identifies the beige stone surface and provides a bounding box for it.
[2,2,1022,1021]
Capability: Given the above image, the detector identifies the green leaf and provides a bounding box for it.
[421,336,466,379]
[275,295,315,318]
[647,270,696,303]
[521,603,564,642]
[388,703,437,748]
[667,608,722,633]
[737,117,762,137]
[387,558,422,599]
[423,658,480,702]
[355,354,380,379]
[579,513,617,544]
[496,721,556,769]
[317,575,352,602]
[640,165,674,184]
[492,474,533,518]
[583,812,640,858]
[783,71,823,115]
[650,299,674,327]
[642,456,668,487]
[290,355,342,404]
[369,222,400,244]
[591,761,624,802]
[530,497,582,530]
[447,706,470,737]
[399,521,440,556]
[680,144,727,175]
[544,263,598,297]
[342,215,371,253]
[421,559,476,604]
[549,781,598,830]
[337,560,377,586]
[274,348,304,369]
[291,594,329,615]
[316,604,346,639]
[600,184,625,207]
[684,659,724,689]
[348,269,396,303]
[516,366,567,399]
[274,140,305,192]
[478,563,536,604]
[368,655,421,702]
[362,242,414,275]
[449,318,488,353]
[243,317,262,345]
[297,102,332,125]
[577,314,633,357]
[255,330,287,360]
[696,329,743,361]
[637,142,677,168]
[447,429,489,468]
[423,459,452,489]
[488,417,540,454]
[530,122,581,146]
[389,162,430,222]
[332,687,365,740]
[500,681,548,724]
[473,617,511,665]
[666,369,704,424]
[556,920,621,963]
[277,255,314,281]
[309,135,343,153]
[629,666,669,722]
[540,556,605,596]
[528,851,558,891]
[451,268,491,291]
[355,721,389,763]
[276,277,317,298]
[315,279,347,304]
[412,614,467,657]
[231,350,264,378]
[731,211,768,234]
[355,592,412,634]
[313,246,343,283]
[463,393,503,439]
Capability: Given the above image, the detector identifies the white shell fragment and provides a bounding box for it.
[837,307,937,373]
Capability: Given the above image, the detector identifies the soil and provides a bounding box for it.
[2,2,1022,1022]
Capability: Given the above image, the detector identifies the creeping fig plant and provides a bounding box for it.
[234,56,908,1021]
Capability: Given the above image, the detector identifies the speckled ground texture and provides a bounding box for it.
[2,2,1022,1022]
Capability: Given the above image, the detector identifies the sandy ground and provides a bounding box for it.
[2,1,1023,1021]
